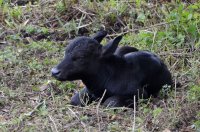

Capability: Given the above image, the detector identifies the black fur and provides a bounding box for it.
[51,31,172,108]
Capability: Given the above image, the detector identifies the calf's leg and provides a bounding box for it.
[103,96,130,108]
[70,87,96,106]
[103,89,149,108]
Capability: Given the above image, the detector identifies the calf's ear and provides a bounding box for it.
[101,36,122,56]
[92,30,107,43]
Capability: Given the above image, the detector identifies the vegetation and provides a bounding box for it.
[0,0,200,131]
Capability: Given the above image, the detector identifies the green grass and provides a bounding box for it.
[0,0,200,131]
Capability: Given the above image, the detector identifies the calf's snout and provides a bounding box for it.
[51,67,61,77]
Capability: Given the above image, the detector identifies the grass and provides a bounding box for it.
[0,0,200,131]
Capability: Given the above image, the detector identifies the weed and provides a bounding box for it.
[56,1,66,13]
[187,85,200,101]
[25,25,37,34]
[10,6,22,20]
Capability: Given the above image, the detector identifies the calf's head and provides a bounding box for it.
[51,31,122,81]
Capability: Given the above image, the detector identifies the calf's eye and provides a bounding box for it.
[72,56,84,61]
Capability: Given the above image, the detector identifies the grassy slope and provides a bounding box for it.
[0,0,200,131]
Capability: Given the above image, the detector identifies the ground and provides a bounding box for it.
[0,0,200,132]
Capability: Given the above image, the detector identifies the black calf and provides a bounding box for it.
[51,31,172,108]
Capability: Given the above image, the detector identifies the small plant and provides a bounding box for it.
[187,85,200,101]
[39,27,49,35]
[10,6,22,20]
[56,1,66,13]
[107,121,120,131]
[136,12,146,23]
[194,112,200,131]
[0,0,3,7]
[25,25,37,34]
[28,58,43,71]
[159,85,172,98]
[153,108,162,118]
[0,46,17,62]
[6,34,21,41]
[38,102,48,116]
[55,81,76,91]
[63,20,78,34]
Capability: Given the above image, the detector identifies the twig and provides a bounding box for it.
[173,76,177,118]
[0,41,8,44]
[49,115,59,132]
[151,30,157,50]
[24,101,44,116]
[77,13,85,30]
[103,107,130,111]
[117,16,126,27]
[67,107,86,129]
[159,52,193,57]
[96,89,107,132]
[170,59,179,71]
[72,6,95,16]
[0,31,6,38]
[76,22,93,29]
[132,96,136,132]
[107,21,175,37]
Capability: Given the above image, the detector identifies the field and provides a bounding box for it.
[0,0,200,131]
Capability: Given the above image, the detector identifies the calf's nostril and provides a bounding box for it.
[51,68,60,76]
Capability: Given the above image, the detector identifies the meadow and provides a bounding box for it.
[0,0,200,131]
